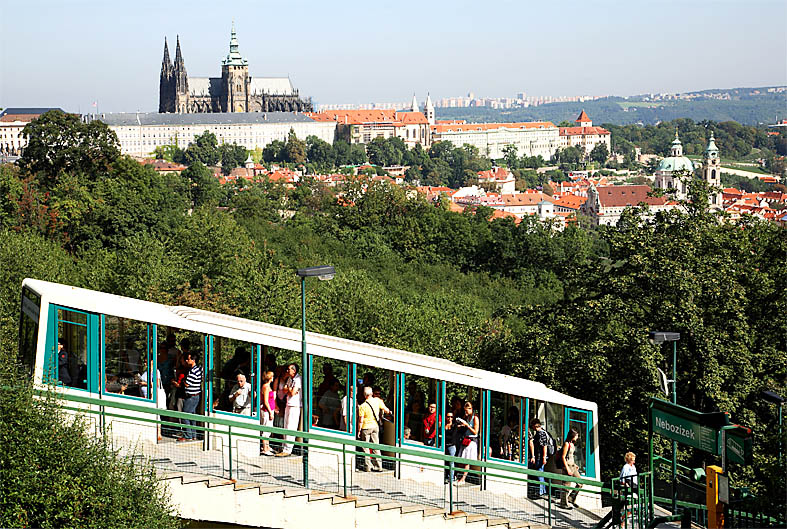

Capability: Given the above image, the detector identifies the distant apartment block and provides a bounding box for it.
[88,112,337,158]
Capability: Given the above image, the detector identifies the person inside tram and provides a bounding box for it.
[450,396,463,421]
[499,413,519,461]
[57,339,72,386]
[423,402,437,446]
[315,364,339,401]
[340,384,354,432]
[404,399,424,442]
[228,373,252,415]
[120,336,141,375]
[318,378,342,429]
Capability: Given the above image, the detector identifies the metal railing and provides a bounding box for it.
[49,389,612,527]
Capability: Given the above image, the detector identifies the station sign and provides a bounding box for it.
[651,405,718,453]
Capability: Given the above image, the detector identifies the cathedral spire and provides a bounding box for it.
[174,35,185,70]
[161,37,173,75]
[222,22,248,66]
[411,93,419,112]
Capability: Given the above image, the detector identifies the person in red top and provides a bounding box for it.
[423,402,437,446]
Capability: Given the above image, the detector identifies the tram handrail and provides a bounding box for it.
[44,387,607,490]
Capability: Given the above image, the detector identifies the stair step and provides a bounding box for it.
[423,507,447,517]
[283,487,310,498]
[258,485,287,495]
[486,517,510,527]
[207,479,236,487]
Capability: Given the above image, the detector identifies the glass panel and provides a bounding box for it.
[568,410,589,476]
[212,336,255,416]
[491,392,521,461]
[18,287,41,376]
[104,315,150,397]
[355,363,396,466]
[446,382,483,484]
[545,401,565,445]
[404,374,439,445]
[57,309,88,389]
[312,356,347,431]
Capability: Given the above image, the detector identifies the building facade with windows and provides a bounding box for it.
[558,111,611,156]
[0,108,63,156]
[430,121,560,159]
[90,112,336,158]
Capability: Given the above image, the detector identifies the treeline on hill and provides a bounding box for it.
[1,111,786,521]
[436,92,787,126]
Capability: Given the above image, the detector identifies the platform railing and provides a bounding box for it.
[50,389,611,527]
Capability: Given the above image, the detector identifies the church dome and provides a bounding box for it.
[656,130,694,173]
[656,156,694,173]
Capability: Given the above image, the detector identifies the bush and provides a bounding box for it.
[0,372,180,529]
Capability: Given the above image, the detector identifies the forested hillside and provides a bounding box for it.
[1,111,785,519]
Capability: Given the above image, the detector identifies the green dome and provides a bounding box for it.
[656,156,694,173]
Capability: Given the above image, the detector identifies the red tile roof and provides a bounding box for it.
[576,110,591,123]
[559,126,610,136]
[596,185,667,207]
[396,111,428,125]
[306,109,397,124]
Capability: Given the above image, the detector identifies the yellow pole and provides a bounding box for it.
[706,465,725,529]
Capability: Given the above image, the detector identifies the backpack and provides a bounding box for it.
[544,430,557,457]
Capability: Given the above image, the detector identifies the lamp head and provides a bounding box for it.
[760,390,785,404]
[297,266,336,281]
[648,331,681,344]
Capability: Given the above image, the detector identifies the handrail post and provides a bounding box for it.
[342,443,347,498]
[547,478,552,526]
[228,425,233,481]
[449,460,454,514]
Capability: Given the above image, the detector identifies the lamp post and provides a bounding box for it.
[295,266,335,487]
[760,390,785,467]
[649,331,681,515]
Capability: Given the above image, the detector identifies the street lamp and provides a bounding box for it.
[295,266,335,486]
[760,390,785,467]
[649,331,681,515]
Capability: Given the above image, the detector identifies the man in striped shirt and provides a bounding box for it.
[178,352,203,441]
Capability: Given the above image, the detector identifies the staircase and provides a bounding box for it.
[162,471,552,529]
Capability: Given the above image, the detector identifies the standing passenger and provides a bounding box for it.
[228,373,251,415]
[260,371,275,455]
[619,452,638,489]
[276,363,302,456]
[455,401,480,484]
[528,418,549,498]
[444,411,460,482]
[423,403,437,446]
[177,352,202,441]
[357,386,392,472]
[555,429,582,508]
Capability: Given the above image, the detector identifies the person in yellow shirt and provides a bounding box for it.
[357,386,392,472]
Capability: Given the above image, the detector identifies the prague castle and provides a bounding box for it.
[159,24,312,114]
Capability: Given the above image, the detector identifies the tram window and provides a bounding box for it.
[403,374,439,445]
[545,402,565,445]
[312,356,348,431]
[354,363,396,443]
[445,382,482,461]
[18,287,41,376]
[212,337,255,416]
[490,392,522,461]
[56,309,88,390]
[103,316,151,398]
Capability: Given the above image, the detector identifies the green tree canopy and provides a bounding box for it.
[184,130,220,166]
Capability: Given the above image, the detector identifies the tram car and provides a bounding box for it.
[19,278,601,505]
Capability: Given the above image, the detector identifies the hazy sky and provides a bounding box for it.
[2,0,785,113]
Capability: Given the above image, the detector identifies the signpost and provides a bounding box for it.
[648,398,754,528]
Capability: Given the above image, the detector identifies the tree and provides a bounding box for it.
[590,143,609,164]
[184,130,220,166]
[262,139,285,163]
[306,135,334,168]
[503,144,519,169]
[219,143,248,175]
[284,129,306,165]
[366,137,388,166]
[182,161,221,208]
[18,110,120,184]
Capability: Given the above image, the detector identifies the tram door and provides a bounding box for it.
[565,408,594,477]
[45,305,99,393]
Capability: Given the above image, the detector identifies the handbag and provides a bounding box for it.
[462,437,472,447]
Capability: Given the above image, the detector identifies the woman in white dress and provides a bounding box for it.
[455,401,479,484]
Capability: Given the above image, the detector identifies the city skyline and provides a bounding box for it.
[1,0,785,113]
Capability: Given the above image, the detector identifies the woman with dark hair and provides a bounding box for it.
[557,428,582,508]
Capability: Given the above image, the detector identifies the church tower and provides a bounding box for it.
[702,131,723,208]
[158,38,174,113]
[221,22,250,113]
[173,36,189,113]
[424,93,435,125]
[410,93,419,113]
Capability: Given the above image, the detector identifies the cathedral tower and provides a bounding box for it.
[221,23,250,112]
[158,38,174,112]
[703,132,723,208]
[173,36,189,113]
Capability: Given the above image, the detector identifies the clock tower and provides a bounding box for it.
[702,132,723,208]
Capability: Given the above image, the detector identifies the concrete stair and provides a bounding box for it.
[161,472,553,529]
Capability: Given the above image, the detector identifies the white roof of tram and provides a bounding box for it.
[23,278,597,413]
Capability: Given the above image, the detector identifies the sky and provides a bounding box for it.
[1,0,785,113]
